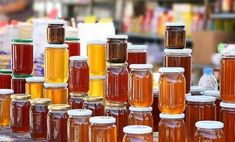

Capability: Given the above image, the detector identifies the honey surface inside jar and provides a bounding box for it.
[44,87,68,104]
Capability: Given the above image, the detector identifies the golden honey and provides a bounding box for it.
[88,76,105,97]
[25,77,44,99]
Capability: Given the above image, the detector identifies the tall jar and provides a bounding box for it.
[65,37,80,57]
[25,77,44,99]
[89,76,105,97]
[83,97,104,116]
[47,20,65,44]
[0,69,12,89]
[127,45,147,70]
[12,74,32,94]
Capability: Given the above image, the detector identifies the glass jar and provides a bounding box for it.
[89,76,105,97]
[105,103,128,142]
[164,48,192,93]
[65,37,80,57]
[0,69,12,89]
[164,22,186,49]
[158,113,186,142]
[68,109,92,142]
[87,40,106,76]
[194,121,224,142]
[152,88,160,132]
[122,125,153,142]
[190,86,204,96]
[25,77,44,99]
[12,74,33,94]
[69,56,89,93]
[129,64,153,107]
[47,20,65,44]
[0,89,14,127]
[44,43,68,83]
[43,83,68,104]
[83,97,104,116]
[10,94,31,132]
[128,106,153,128]
[69,93,87,109]
[89,116,117,142]
[47,104,70,141]
[106,63,129,103]
[11,39,33,74]
[220,102,235,142]
[106,35,128,63]
[158,67,186,114]
[30,98,51,140]
[127,45,147,70]
[185,96,216,142]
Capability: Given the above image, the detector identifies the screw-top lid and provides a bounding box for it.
[48,104,71,111]
[159,113,185,119]
[165,22,185,27]
[0,69,12,74]
[164,49,192,55]
[90,76,105,80]
[123,125,152,134]
[30,98,51,105]
[195,121,224,129]
[69,56,88,61]
[204,90,220,97]
[12,39,33,44]
[153,88,159,95]
[70,93,87,97]
[190,86,203,92]
[26,77,44,83]
[107,62,127,67]
[65,37,80,41]
[203,67,213,75]
[159,67,185,73]
[186,95,216,102]
[222,47,235,56]
[107,34,128,39]
[220,102,235,108]
[106,102,127,110]
[89,116,116,124]
[129,64,153,69]
[11,94,31,100]
[68,109,92,116]
[0,89,14,95]
[87,40,106,45]
[13,74,33,79]
[83,96,103,102]
[128,45,147,51]
[48,19,65,25]
[46,43,68,48]
[44,83,68,88]
[129,106,152,112]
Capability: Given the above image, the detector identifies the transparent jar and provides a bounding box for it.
[158,67,186,114]
[65,37,80,57]
[12,74,32,94]
[67,109,92,142]
[0,69,12,89]
[25,77,44,99]
[152,88,160,132]
[44,83,68,104]
[129,64,153,107]
[194,121,224,142]
[69,93,87,109]
[190,86,204,96]
[89,116,117,142]
[47,20,65,44]
[127,45,147,70]
[89,76,105,97]
[83,97,104,116]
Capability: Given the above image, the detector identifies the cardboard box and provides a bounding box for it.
[191,31,235,65]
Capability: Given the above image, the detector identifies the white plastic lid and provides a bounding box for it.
[0,89,14,95]
[153,88,159,94]
[44,83,68,88]
[48,19,65,25]
[123,125,152,134]
[69,56,88,61]
[186,95,216,102]
[195,121,224,129]
[129,64,153,69]
[129,106,152,112]
[87,40,106,45]
[203,90,220,97]
[222,48,235,56]
[107,35,128,39]
[164,49,192,55]
[165,22,185,27]
[128,45,147,51]
[90,76,105,80]
[68,109,92,116]
[159,67,185,73]
[46,43,68,48]
[220,102,235,108]
[89,116,116,124]
[26,77,44,83]
[190,86,203,92]
[159,113,185,119]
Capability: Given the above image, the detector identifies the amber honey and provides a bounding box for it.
[89,76,105,97]
[26,77,44,99]
[83,97,104,116]
[69,93,87,109]
[44,83,68,104]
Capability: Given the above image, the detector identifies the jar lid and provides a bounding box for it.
[190,86,203,92]
[48,19,65,25]
[0,89,14,95]
[70,92,87,97]
[129,106,152,112]
[46,43,68,48]
[30,98,51,105]
[159,67,185,73]
[13,74,33,79]
[89,116,116,124]
[12,39,33,44]
[159,113,185,119]
[195,121,224,129]
[128,45,147,51]
[48,104,71,111]
[186,95,216,102]
[11,94,31,100]
[68,109,92,116]
[107,34,128,39]
[164,49,192,55]
[26,77,44,83]
[106,102,127,108]
[165,22,185,27]
[0,69,12,74]
[153,88,159,95]
[44,83,68,88]
[87,40,106,45]
[123,125,152,134]
[220,102,235,108]
[222,49,235,56]
[107,62,127,67]
[129,64,153,69]
[203,90,220,97]
[69,56,88,61]
[83,96,103,102]
[90,76,105,80]
[65,37,80,41]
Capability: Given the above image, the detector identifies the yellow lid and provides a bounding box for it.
[11,94,30,100]
[48,104,71,111]
[30,98,52,105]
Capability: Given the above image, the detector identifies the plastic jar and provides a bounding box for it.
[47,20,65,44]
[25,77,44,99]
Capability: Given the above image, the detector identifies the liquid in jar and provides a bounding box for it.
[69,93,87,109]
[89,76,105,97]
[0,69,12,89]
[127,45,147,70]
[65,37,80,56]
[152,88,160,132]
[83,97,104,116]
[25,77,44,99]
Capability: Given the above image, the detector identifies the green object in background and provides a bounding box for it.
[218,43,225,53]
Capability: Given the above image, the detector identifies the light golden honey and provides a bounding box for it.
[88,76,105,97]
[0,95,11,126]
[26,82,43,99]
[44,84,68,104]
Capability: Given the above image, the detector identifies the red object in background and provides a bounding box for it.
[152,91,160,132]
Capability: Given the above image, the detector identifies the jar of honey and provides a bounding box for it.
[194,121,224,142]
[159,67,186,114]
[69,56,89,93]
[127,45,147,70]
[89,116,117,142]
[65,37,80,56]
[47,104,70,141]
[44,43,68,83]
[43,83,68,104]
[12,39,33,74]
[190,86,204,96]
[12,74,33,94]
[106,63,129,103]
[164,48,192,93]
[69,93,87,109]
[87,40,106,76]
[106,35,128,63]
[158,113,186,142]
[152,88,160,132]
[89,76,105,97]
[105,103,128,142]
[185,96,216,142]
[30,98,51,140]
[25,77,44,99]
[83,97,104,116]
[47,20,65,44]
[68,109,92,142]
[0,89,14,127]
[122,125,153,142]
[164,22,186,49]
[10,94,31,132]
[129,64,153,107]
[0,69,12,89]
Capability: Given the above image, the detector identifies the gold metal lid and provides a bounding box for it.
[107,62,127,67]
[11,94,31,100]
[70,93,88,98]
[106,102,127,108]
[30,98,52,105]
[83,96,103,102]
[48,104,71,111]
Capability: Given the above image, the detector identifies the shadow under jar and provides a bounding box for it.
[47,20,65,44]
[69,93,87,109]
[83,97,104,116]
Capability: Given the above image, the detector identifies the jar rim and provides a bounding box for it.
[186,95,216,102]
[12,39,33,44]
[26,77,44,83]
[44,83,68,88]
[11,94,30,100]
[68,109,92,116]
[190,86,203,92]
[70,92,87,97]
[48,19,65,25]
[159,67,184,73]
[123,125,152,134]
[107,62,127,67]
[87,39,106,45]
[65,37,80,41]
[159,113,185,119]
[106,102,127,108]
[89,116,116,124]
[165,22,185,27]
[203,90,220,97]
[195,121,224,129]
[83,96,103,102]
[69,56,88,61]
[164,49,192,55]
[0,69,12,74]
[129,64,153,69]
[48,104,71,111]
[220,102,235,108]
[30,98,51,105]
[128,45,147,51]
[13,74,33,79]
[107,34,128,39]
[46,43,68,48]
[0,89,14,95]
[129,106,152,112]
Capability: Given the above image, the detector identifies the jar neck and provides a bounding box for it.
[187,101,214,105]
